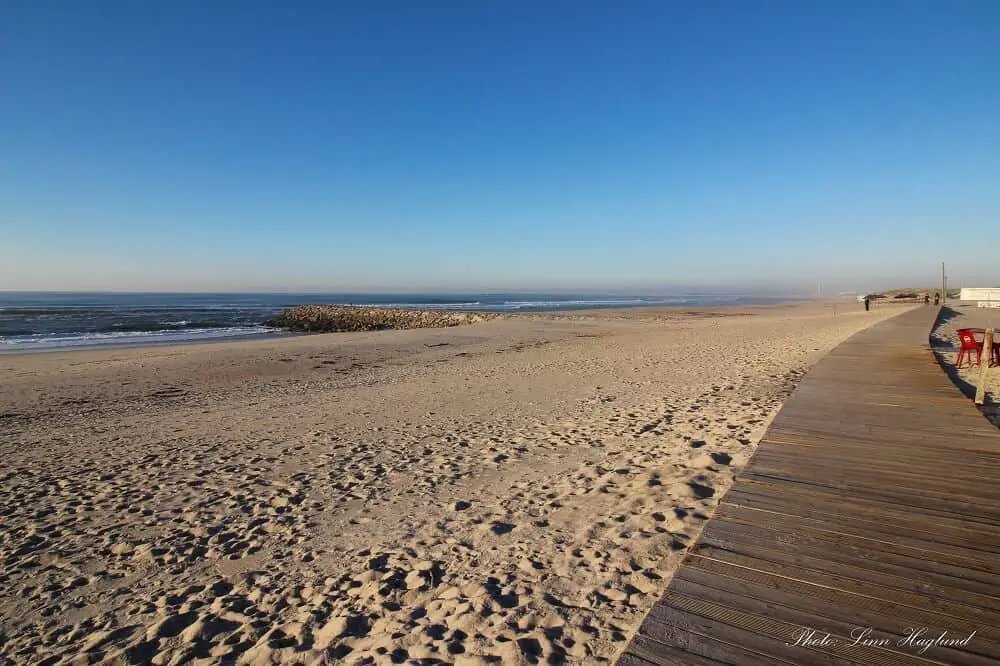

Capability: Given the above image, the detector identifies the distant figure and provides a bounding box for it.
[934,293,940,306]
[924,294,930,305]
[864,295,870,312]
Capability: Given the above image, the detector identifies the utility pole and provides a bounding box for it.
[941,262,946,304]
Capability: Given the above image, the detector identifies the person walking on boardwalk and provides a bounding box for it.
[864,295,870,311]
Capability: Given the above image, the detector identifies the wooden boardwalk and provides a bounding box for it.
[618,307,1000,666]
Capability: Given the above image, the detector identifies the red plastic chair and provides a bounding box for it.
[955,329,984,368]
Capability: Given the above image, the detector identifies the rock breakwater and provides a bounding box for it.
[267,305,497,332]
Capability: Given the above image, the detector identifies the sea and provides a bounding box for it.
[0,291,800,353]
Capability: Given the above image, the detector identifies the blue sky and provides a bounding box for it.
[2,1,998,292]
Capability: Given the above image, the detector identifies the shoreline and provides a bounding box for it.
[0,329,298,356]
[0,298,834,357]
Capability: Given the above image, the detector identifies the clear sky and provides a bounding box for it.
[2,1,997,292]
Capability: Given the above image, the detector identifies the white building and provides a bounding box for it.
[959,288,1000,308]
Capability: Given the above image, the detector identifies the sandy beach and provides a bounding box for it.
[0,301,908,665]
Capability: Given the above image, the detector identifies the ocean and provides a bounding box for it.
[0,291,798,352]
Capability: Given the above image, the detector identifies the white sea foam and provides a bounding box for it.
[349,299,688,311]
[499,299,657,309]
[352,301,484,310]
[0,326,284,352]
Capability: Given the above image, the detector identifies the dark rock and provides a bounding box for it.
[267,305,497,333]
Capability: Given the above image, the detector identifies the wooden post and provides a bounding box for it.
[975,327,995,405]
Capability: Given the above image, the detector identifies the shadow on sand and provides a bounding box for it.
[929,306,977,400]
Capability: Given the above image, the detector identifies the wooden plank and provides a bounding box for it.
[618,649,668,666]
[764,418,998,442]
[718,496,1000,557]
[639,601,865,666]
[624,635,738,666]
[740,468,1000,507]
[666,578,996,665]
[713,503,1000,563]
[695,525,1000,605]
[725,480,1000,549]
[745,452,1000,481]
[672,561,1000,661]
[615,307,1000,666]
[683,554,1000,639]
[698,514,1000,584]
[737,472,1000,527]
[748,441,1000,468]
[688,543,1000,625]
[629,624,799,666]
[618,655,659,666]
[644,592,943,666]
[741,463,1000,506]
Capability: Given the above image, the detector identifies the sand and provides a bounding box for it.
[931,304,1000,426]
[0,301,907,665]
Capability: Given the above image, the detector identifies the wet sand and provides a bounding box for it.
[0,301,907,665]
